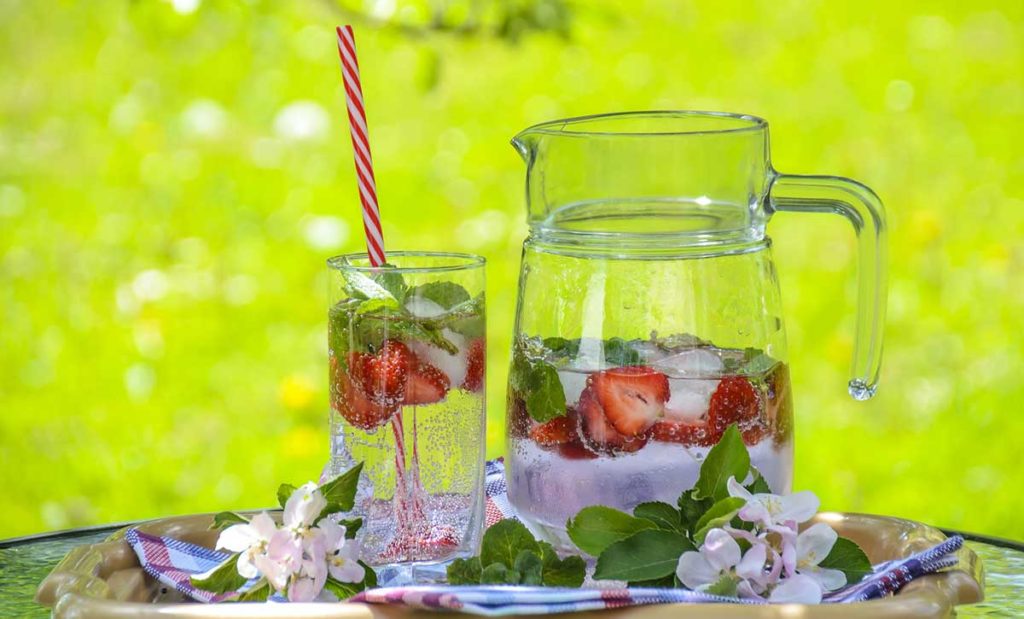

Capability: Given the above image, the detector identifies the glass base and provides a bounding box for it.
[373,558,456,587]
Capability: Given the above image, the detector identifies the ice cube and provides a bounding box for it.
[408,329,468,388]
[664,377,719,422]
[652,348,724,378]
[405,297,446,318]
[557,369,589,405]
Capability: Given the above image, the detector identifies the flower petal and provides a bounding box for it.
[703,528,742,572]
[796,523,838,567]
[736,543,767,582]
[802,565,847,591]
[778,491,820,524]
[677,551,720,589]
[318,519,346,551]
[284,482,328,529]
[769,574,823,604]
[235,552,259,579]
[216,523,255,552]
[249,512,278,542]
[727,476,754,501]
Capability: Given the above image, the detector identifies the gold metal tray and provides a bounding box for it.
[35,512,983,618]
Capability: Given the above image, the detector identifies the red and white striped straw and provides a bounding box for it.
[335,25,386,267]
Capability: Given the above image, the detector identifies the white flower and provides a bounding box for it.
[768,574,824,604]
[727,477,819,528]
[254,529,303,591]
[676,528,742,590]
[287,557,328,602]
[788,523,846,591]
[319,519,366,583]
[284,482,327,533]
[215,512,277,579]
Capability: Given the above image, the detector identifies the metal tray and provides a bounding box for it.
[35,511,983,618]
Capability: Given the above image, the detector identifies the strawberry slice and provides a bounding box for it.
[462,338,485,392]
[529,415,576,446]
[404,361,451,405]
[650,420,717,447]
[348,340,414,407]
[591,366,670,436]
[558,439,599,460]
[578,386,647,453]
[708,376,760,438]
[330,360,399,430]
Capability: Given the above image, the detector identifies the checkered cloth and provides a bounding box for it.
[126,458,966,612]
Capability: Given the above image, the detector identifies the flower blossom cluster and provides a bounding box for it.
[676,477,846,604]
[216,482,364,602]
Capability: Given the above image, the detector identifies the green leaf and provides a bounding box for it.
[537,541,585,587]
[360,561,377,589]
[324,575,364,601]
[480,562,520,585]
[447,557,483,585]
[514,550,544,585]
[593,529,694,581]
[409,281,470,309]
[375,267,408,302]
[566,506,658,556]
[350,314,458,355]
[277,483,297,510]
[234,579,270,602]
[339,517,362,539]
[316,462,364,520]
[603,337,642,366]
[677,489,712,535]
[342,270,399,302]
[693,497,746,544]
[480,518,540,568]
[211,511,249,529]
[705,574,739,597]
[524,362,567,423]
[542,337,580,358]
[628,574,676,588]
[694,425,750,501]
[190,554,248,594]
[355,296,401,316]
[745,468,773,494]
[819,536,873,584]
[633,502,682,531]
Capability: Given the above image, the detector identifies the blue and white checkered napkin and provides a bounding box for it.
[125,459,966,613]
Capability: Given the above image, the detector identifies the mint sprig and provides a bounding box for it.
[446,519,585,587]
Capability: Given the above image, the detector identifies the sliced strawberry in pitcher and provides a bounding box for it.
[404,361,451,405]
[348,340,414,407]
[650,420,717,447]
[591,366,670,436]
[708,376,761,439]
[558,439,600,460]
[462,338,485,392]
[529,415,576,446]
[578,386,647,453]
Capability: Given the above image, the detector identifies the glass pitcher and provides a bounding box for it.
[504,111,885,550]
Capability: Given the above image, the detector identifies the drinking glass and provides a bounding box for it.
[327,251,486,584]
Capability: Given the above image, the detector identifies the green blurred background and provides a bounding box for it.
[1,0,1022,539]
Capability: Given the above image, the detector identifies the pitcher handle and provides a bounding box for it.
[767,172,887,400]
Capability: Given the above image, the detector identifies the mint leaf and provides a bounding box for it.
[447,557,483,585]
[693,497,746,543]
[629,574,677,588]
[323,575,363,601]
[190,554,248,594]
[566,506,657,556]
[603,337,642,366]
[316,461,364,520]
[537,541,585,587]
[525,362,567,423]
[360,560,377,588]
[355,297,401,316]
[542,337,580,358]
[342,270,400,302]
[705,573,739,597]
[593,529,694,581]
[480,562,520,585]
[350,314,458,355]
[633,502,682,532]
[480,519,540,568]
[277,484,297,510]
[819,536,873,584]
[694,425,750,501]
[376,267,408,302]
[339,517,362,539]
[514,550,544,585]
[234,579,270,602]
[677,489,712,534]
[211,511,249,529]
[409,281,470,309]
[745,468,773,494]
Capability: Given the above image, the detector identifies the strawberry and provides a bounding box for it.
[462,338,485,392]
[708,376,760,439]
[404,361,451,405]
[591,366,670,436]
[529,415,576,446]
[331,367,399,430]
[558,439,600,460]
[578,386,647,453]
[650,420,717,447]
[347,340,414,407]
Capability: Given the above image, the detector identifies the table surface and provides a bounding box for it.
[2,525,1023,617]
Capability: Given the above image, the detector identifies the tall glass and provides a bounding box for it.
[327,251,486,584]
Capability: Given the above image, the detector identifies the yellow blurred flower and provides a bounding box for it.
[279,374,316,410]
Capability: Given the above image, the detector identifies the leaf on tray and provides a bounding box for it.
[593,529,694,581]
[566,505,657,556]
